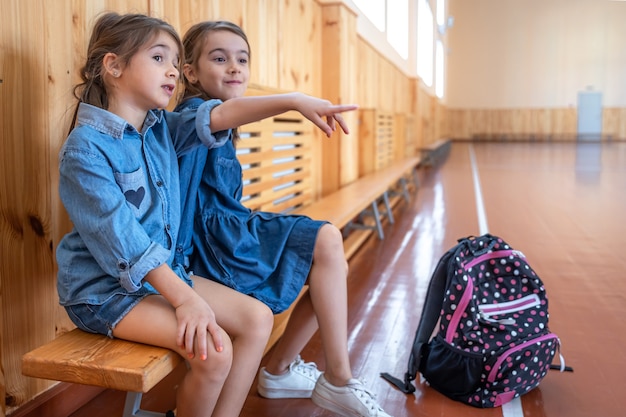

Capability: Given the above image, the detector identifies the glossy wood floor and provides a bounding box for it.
[63,141,626,417]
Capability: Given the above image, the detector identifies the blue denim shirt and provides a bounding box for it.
[56,101,229,306]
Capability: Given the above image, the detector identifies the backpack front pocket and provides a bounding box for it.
[484,332,559,406]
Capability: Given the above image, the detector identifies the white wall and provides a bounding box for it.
[446,0,626,108]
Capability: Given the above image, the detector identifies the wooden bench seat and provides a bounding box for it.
[419,138,451,167]
[296,156,420,256]
[22,328,182,417]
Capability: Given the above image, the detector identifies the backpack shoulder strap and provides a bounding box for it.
[381,243,461,393]
[409,246,456,374]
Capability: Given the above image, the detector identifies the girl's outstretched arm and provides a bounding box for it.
[208,92,358,137]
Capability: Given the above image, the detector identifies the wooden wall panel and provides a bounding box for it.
[358,110,394,176]
[446,106,626,141]
[1,1,92,412]
[320,3,359,193]
[604,108,626,139]
[355,39,378,108]
[278,0,321,94]
[245,0,281,89]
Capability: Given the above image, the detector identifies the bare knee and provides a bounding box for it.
[248,301,274,343]
[188,331,233,382]
[234,299,273,345]
[314,224,348,275]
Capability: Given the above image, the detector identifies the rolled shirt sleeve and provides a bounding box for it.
[167,99,230,154]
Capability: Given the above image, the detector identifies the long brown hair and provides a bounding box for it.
[69,12,183,132]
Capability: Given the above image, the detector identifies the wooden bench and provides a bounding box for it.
[296,156,420,256]
[21,88,421,417]
[418,138,451,167]
[22,329,182,417]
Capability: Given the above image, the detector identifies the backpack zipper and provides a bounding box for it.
[446,249,530,343]
[462,249,525,270]
[478,294,541,325]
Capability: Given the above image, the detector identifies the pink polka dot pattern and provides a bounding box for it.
[418,234,560,408]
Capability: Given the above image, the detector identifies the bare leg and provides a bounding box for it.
[114,278,273,417]
[113,294,232,417]
[192,276,274,417]
[265,224,352,385]
[264,289,317,373]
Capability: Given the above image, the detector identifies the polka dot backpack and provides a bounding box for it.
[381,234,570,408]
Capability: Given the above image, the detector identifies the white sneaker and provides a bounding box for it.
[312,374,393,417]
[257,356,322,399]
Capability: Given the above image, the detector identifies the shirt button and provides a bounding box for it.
[117,259,129,271]
[165,224,171,231]
[156,180,163,187]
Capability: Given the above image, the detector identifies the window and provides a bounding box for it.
[435,40,444,98]
[417,0,434,87]
[352,0,448,98]
[386,0,409,59]
[436,0,446,27]
[353,0,408,59]
[352,0,385,32]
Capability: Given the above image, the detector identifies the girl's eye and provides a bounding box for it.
[239,58,249,65]
[213,56,226,63]
[153,55,163,62]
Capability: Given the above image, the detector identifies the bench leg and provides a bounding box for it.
[370,201,385,240]
[123,392,168,417]
[399,177,411,202]
[412,167,420,188]
[382,191,394,224]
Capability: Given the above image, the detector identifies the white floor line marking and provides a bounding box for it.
[502,397,524,417]
[469,145,489,235]
[469,144,524,417]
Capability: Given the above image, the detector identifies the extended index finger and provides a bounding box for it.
[326,104,358,114]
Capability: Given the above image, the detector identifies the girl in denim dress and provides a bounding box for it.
[176,21,392,417]
[56,13,354,417]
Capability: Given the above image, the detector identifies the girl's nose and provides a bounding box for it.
[168,66,179,78]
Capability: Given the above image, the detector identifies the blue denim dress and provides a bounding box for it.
[176,98,326,314]
[56,101,228,335]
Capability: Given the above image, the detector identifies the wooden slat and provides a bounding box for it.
[242,158,312,181]
[21,329,183,393]
[237,146,310,167]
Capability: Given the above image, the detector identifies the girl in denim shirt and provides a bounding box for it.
[175,21,391,417]
[56,13,355,417]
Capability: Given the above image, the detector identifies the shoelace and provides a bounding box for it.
[290,356,320,378]
[347,380,385,413]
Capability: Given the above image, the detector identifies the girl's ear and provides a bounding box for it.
[182,63,197,84]
[103,52,122,78]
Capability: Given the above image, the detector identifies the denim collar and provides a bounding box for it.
[76,102,163,139]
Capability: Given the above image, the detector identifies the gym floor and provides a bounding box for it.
[67,141,626,417]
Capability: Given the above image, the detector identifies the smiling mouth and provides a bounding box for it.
[163,85,175,95]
